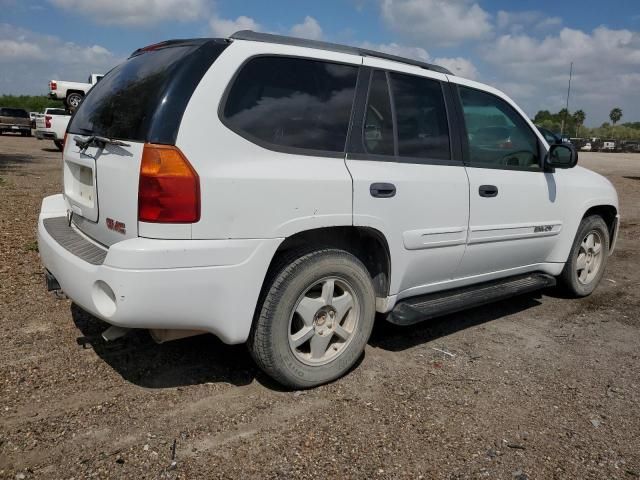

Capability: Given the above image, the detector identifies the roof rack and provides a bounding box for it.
[230,30,453,75]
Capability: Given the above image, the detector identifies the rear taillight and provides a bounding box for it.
[138,144,200,223]
[45,115,52,128]
[50,81,57,91]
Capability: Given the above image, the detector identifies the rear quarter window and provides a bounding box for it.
[222,56,359,154]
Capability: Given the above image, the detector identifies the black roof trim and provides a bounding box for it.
[230,30,453,75]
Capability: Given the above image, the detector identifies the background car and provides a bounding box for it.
[0,107,32,136]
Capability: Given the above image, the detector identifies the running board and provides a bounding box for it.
[387,273,556,326]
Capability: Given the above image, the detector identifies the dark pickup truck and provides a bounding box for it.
[0,107,32,136]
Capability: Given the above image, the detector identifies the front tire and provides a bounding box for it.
[248,249,376,388]
[558,215,610,297]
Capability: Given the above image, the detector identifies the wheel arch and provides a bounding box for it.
[265,226,392,300]
[66,89,85,98]
[581,204,618,252]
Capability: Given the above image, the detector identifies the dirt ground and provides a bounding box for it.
[1,134,639,480]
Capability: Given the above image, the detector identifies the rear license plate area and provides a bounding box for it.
[66,163,95,207]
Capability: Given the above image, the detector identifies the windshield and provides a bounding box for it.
[0,108,29,118]
[68,40,228,143]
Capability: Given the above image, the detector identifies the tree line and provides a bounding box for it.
[0,95,65,113]
[534,107,640,141]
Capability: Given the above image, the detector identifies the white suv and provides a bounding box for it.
[38,31,619,388]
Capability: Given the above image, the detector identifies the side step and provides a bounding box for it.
[387,273,556,326]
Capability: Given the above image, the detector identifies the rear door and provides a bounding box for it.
[452,82,563,277]
[346,60,469,299]
[64,39,228,246]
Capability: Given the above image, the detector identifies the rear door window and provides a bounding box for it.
[389,72,451,162]
[222,56,359,154]
[364,71,395,156]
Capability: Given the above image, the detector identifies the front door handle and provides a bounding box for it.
[479,185,498,198]
[370,182,396,198]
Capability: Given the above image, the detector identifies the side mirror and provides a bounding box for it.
[546,143,578,170]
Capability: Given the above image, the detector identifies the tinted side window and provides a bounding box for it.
[223,56,358,153]
[389,72,450,161]
[459,86,539,170]
[364,71,394,156]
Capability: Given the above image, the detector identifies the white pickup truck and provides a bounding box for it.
[35,108,71,151]
[49,73,103,109]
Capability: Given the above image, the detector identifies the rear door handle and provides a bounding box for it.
[479,185,498,198]
[370,182,396,198]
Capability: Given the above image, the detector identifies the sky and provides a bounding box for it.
[1,0,639,126]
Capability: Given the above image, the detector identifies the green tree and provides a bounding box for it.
[573,110,586,137]
[609,107,623,125]
[533,110,553,124]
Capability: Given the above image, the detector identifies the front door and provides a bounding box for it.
[454,83,563,278]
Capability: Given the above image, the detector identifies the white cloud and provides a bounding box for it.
[0,39,45,60]
[290,16,323,40]
[358,41,478,79]
[381,0,492,47]
[481,26,640,123]
[0,24,121,95]
[496,10,562,33]
[209,14,260,37]
[433,56,478,79]
[359,41,430,61]
[48,0,208,26]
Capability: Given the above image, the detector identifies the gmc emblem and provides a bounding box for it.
[106,218,126,235]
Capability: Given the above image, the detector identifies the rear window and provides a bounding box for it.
[222,56,359,154]
[69,40,228,143]
[1,108,29,118]
[47,109,69,116]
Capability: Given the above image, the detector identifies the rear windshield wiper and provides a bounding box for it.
[74,135,130,151]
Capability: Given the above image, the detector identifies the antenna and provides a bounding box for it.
[560,62,573,137]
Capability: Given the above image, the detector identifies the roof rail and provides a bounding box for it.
[230,30,453,75]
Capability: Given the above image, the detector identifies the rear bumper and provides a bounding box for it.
[38,194,282,344]
[35,130,59,140]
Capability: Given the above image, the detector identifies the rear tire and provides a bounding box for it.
[248,249,376,389]
[558,215,610,297]
[66,92,83,110]
[54,140,64,151]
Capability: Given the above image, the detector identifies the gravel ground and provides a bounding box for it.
[1,135,639,479]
